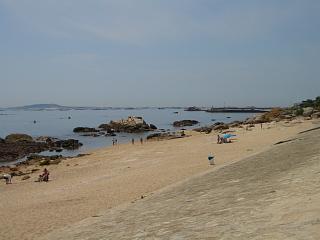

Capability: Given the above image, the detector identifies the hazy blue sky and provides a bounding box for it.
[1,0,319,107]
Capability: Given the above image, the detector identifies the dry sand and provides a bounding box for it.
[0,119,317,240]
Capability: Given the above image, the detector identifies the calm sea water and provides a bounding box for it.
[0,108,254,164]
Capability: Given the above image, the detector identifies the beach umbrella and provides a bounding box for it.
[222,133,236,139]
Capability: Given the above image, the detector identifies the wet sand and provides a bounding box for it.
[0,119,317,240]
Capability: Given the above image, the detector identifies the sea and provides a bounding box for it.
[0,108,254,165]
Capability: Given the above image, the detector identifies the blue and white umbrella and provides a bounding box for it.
[222,133,236,139]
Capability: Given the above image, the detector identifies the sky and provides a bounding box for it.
[0,0,319,107]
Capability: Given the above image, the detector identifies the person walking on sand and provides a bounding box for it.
[132,138,135,145]
[217,134,221,144]
[140,137,143,144]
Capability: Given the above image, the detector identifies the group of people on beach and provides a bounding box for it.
[131,138,144,145]
[217,134,236,144]
[113,137,144,146]
[112,138,118,146]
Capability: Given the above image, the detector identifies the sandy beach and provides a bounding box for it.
[0,119,317,240]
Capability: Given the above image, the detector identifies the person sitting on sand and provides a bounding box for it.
[2,173,12,184]
[39,168,50,182]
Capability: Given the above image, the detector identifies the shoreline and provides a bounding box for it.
[0,118,318,240]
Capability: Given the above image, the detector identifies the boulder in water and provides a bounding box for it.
[173,120,199,127]
[5,133,33,142]
[99,116,156,133]
[73,127,99,133]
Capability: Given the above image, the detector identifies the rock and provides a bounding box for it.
[9,166,18,171]
[5,133,33,142]
[0,135,82,164]
[11,171,24,176]
[149,124,157,130]
[73,127,99,133]
[213,124,229,131]
[228,121,243,128]
[213,122,224,126]
[311,112,320,119]
[21,175,30,180]
[283,114,295,120]
[54,139,82,150]
[146,132,186,141]
[50,159,62,165]
[81,133,100,137]
[0,140,49,163]
[99,116,156,133]
[39,159,50,166]
[0,138,5,143]
[173,120,199,127]
[36,136,59,143]
[193,126,212,134]
[303,107,314,117]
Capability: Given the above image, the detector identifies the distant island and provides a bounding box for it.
[2,104,275,113]
[4,104,183,111]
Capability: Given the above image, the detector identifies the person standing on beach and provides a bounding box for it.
[132,138,135,145]
[2,173,12,184]
[140,137,143,144]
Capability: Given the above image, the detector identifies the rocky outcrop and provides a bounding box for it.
[146,132,186,141]
[27,154,63,165]
[0,140,48,163]
[302,107,314,117]
[99,116,156,133]
[5,133,33,142]
[149,124,157,130]
[0,135,82,163]
[73,127,99,133]
[213,124,229,131]
[52,139,83,150]
[193,126,212,134]
[173,120,199,127]
[228,121,243,128]
[311,112,320,119]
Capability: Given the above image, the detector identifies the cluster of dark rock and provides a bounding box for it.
[0,134,82,163]
[193,122,230,134]
[173,120,199,127]
[193,105,320,134]
[0,153,89,179]
[74,116,158,136]
[146,131,186,141]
